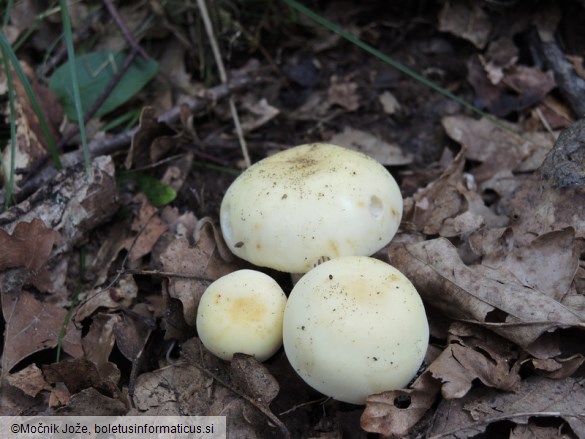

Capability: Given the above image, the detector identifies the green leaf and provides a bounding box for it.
[49,51,158,121]
[118,172,176,208]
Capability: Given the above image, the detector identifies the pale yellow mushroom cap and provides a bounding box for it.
[196,269,287,361]
[283,256,429,404]
[220,143,403,273]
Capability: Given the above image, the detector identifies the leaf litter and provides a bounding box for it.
[1,1,585,438]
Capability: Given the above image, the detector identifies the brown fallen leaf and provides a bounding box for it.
[125,106,176,170]
[329,127,413,166]
[42,358,119,398]
[125,193,169,262]
[55,387,127,416]
[5,364,51,398]
[327,75,359,111]
[427,375,585,438]
[499,174,585,246]
[1,291,82,377]
[429,323,521,399]
[74,274,138,322]
[0,218,61,293]
[482,228,582,302]
[442,115,553,182]
[438,0,491,49]
[156,217,241,327]
[230,354,280,406]
[82,313,122,383]
[0,62,62,189]
[361,371,442,437]
[388,238,585,352]
[407,148,466,235]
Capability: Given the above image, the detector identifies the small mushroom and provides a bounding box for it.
[282,256,429,405]
[196,269,287,361]
[220,143,403,273]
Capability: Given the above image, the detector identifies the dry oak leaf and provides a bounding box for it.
[361,370,442,437]
[428,375,585,438]
[427,322,521,400]
[1,291,82,377]
[498,174,585,246]
[482,228,582,302]
[156,218,240,326]
[442,115,553,182]
[388,238,585,351]
[361,323,522,437]
[0,218,61,292]
[407,147,467,235]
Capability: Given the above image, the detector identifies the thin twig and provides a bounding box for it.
[57,47,140,149]
[187,355,291,439]
[0,71,262,205]
[196,0,251,167]
[101,0,151,61]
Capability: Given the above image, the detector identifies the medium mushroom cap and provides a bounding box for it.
[196,269,287,361]
[283,256,429,405]
[220,143,403,273]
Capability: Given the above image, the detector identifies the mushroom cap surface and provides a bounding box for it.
[220,143,403,273]
[196,269,287,361]
[283,256,429,404]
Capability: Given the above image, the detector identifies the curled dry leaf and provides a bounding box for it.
[361,371,442,437]
[442,116,553,182]
[428,322,521,399]
[407,148,467,235]
[438,0,491,49]
[388,238,585,352]
[125,106,176,169]
[362,323,522,437]
[75,274,138,322]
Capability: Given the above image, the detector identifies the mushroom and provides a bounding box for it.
[196,269,287,361]
[282,256,429,405]
[220,143,403,273]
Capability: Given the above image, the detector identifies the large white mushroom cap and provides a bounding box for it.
[196,269,287,361]
[283,256,429,404]
[220,143,403,273]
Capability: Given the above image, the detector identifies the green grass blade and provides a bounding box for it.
[282,0,522,138]
[0,31,62,168]
[2,0,15,27]
[58,0,92,177]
